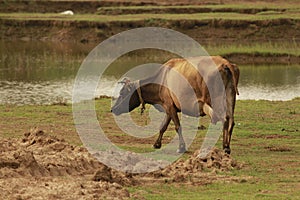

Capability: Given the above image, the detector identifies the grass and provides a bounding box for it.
[1,10,300,22]
[97,3,300,15]
[129,182,299,199]
[205,41,300,57]
[0,103,80,145]
[0,98,299,199]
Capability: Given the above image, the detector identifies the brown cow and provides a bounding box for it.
[111,56,239,154]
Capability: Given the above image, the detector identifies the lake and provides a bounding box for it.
[0,41,299,105]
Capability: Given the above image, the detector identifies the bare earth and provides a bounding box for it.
[0,129,245,199]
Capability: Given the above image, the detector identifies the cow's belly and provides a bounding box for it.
[166,70,204,117]
[180,99,204,117]
[169,88,203,117]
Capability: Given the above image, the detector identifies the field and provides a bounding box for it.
[0,98,299,199]
[0,0,300,199]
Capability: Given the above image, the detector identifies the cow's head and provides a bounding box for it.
[111,78,140,116]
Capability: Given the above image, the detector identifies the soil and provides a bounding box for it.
[1,17,299,43]
[0,128,245,199]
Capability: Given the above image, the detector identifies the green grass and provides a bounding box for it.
[205,41,300,57]
[1,10,300,22]
[126,98,300,199]
[0,103,80,145]
[129,182,299,200]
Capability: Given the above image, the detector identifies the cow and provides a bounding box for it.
[111,56,239,154]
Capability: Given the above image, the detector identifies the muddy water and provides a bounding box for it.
[0,41,299,105]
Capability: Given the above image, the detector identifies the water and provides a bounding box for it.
[0,41,299,105]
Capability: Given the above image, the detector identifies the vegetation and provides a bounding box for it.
[1,10,300,22]
[205,41,300,57]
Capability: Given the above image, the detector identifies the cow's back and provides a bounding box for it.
[161,56,231,116]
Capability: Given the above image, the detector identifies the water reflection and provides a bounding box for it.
[0,80,73,105]
[0,41,299,105]
[238,65,300,101]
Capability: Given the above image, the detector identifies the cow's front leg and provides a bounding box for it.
[169,109,186,153]
[153,115,171,149]
[176,126,186,153]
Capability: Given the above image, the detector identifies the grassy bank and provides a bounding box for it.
[0,98,299,199]
[1,13,300,64]
[1,10,300,22]
[1,0,300,45]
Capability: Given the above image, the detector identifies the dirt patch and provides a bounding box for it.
[97,6,285,15]
[0,18,300,42]
[143,148,245,185]
[251,133,291,139]
[0,129,245,199]
[264,146,292,152]
[0,128,134,199]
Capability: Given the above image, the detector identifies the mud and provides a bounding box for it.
[0,128,245,199]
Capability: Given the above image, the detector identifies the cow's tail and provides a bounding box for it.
[228,63,240,95]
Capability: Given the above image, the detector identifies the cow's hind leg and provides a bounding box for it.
[153,115,171,149]
[223,117,235,154]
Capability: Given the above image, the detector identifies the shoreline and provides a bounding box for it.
[1,17,299,64]
[1,16,299,42]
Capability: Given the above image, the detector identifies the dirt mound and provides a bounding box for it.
[0,129,134,199]
[146,148,244,184]
[0,129,102,178]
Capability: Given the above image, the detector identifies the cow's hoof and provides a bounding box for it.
[177,147,186,153]
[153,143,161,149]
[224,147,231,154]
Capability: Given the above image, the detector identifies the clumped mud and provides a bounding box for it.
[0,129,244,199]
[0,129,133,200]
[145,148,244,185]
